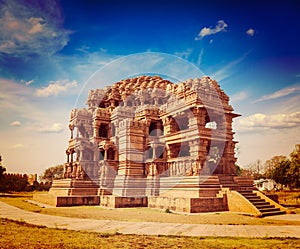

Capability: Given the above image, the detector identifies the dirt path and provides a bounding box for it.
[1,201,300,238]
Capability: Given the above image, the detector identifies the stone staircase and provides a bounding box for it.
[218,175,286,217]
[239,190,286,217]
[218,175,239,190]
[198,175,222,197]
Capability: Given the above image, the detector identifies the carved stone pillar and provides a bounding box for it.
[162,116,172,135]
[152,145,156,159]
[104,149,108,160]
[66,150,70,163]
[70,149,74,163]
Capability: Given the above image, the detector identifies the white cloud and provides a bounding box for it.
[199,27,211,37]
[211,52,250,82]
[9,143,25,149]
[195,20,228,40]
[0,78,72,134]
[0,77,72,174]
[246,28,255,36]
[254,85,300,103]
[38,123,64,133]
[196,48,204,67]
[0,78,34,119]
[280,94,300,113]
[236,111,300,131]
[21,79,34,86]
[0,0,70,57]
[231,91,248,102]
[10,120,21,126]
[174,48,193,60]
[28,17,44,34]
[35,80,78,97]
[25,80,34,86]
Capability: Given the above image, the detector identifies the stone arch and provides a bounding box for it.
[204,111,218,130]
[177,116,189,130]
[170,118,179,133]
[149,120,164,136]
[99,149,105,160]
[107,148,115,160]
[99,123,109,138]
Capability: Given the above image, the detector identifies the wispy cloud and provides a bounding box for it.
[0,0,70,57]
[195,20,228,40]
[10,120,21,126]
[246,28,255,36]
[25,80,34,86]
[35,80,78,97]
[20,79,34,86]
[236,111,300,132]
[38,123,64,133]
[196,48,204,67]
[0,78,71,133]
[254,85,300,103]
[174,48,193,60]
[211,52,250,82]
[0,78,33,118]
[9,143,25,149]
[231,91,248,102]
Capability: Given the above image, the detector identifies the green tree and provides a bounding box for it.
[264,155,287,178]
[235,165,242,176]
[40,164,64,183]
[288,144,300,189]
[4,174,29,192]
[0,165,5,178]
[270,159,292,189]
[0,156,7,192]
[0,155,5,177]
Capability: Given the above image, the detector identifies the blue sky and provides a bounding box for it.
[0,0,299,174]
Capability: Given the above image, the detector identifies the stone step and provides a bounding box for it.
[198,188,221,192]
[220,182,237,186]
[218,178,234,182]
[239,187,255,192]
[242,195,260,199]
[241,193,258,196]
[255,204,275,209]
[246,197,262,201]
[260,210,286,217]
[221,184,239,189]
[240,191,256,195]
[259,207,281,213]
[173,185,221,189]
[237,190,286,217]
[251,200,268,205]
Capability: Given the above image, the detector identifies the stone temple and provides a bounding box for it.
[39,76,286,216]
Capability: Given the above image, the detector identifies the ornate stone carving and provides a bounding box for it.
[63,75,240,185]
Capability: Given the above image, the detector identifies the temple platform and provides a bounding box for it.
[35,175,278,214]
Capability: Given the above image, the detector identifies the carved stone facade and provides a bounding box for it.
[40,75,287,215]
[62,75,239,196]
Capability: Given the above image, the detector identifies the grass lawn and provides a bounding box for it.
[272,190,300,213]
[0,218,299,249]
[1,192,300,226]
